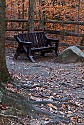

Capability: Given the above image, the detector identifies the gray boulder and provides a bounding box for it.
[55,46,84,63]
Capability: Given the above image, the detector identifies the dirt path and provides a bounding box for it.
[6,48,84,125]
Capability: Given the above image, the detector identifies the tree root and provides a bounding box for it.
[0,83,71,124]
[0,114,24,125]
[0,83,51,117]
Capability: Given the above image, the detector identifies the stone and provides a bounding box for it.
[55,46,84,63]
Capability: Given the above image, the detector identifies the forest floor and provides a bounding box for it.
[5,47,84,125]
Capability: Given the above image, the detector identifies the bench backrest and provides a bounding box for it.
[14,32,47,48]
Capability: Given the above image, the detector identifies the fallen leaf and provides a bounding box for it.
[47,103,57,110]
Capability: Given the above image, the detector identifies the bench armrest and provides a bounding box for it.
[45,35,59,47]
[20,41,32,45]
[45,35,59,43]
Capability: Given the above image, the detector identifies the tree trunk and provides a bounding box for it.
[28,0,35,32]
[0,0,11,83]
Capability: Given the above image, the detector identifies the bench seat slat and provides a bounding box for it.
[31,46,55,51]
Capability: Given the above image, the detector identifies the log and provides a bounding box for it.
[6,19,84,25]
[6,28,84,37]
[6,19,39,22]
[45,19,84,25]
[45,29,84,37]
[6,28,42,31]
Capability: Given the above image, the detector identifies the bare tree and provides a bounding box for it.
[28,0,35,32]
[0,0,11,83]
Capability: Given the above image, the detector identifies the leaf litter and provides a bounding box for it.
[5,48,84,124]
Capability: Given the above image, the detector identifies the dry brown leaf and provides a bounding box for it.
[61,104,67,110]
[47,103,57,110]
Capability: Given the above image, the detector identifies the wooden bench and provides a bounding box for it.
[14,31,59,62]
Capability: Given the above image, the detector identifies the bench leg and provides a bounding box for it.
[28,46,35,63]
[13,45,21,60]
[28,56,35,63]
[23,45,35,63]
[55,40,59,56]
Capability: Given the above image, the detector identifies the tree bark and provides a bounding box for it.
[0,0,11,82]
[28,0,35,32]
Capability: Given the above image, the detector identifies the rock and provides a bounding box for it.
[55,46,84,63]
